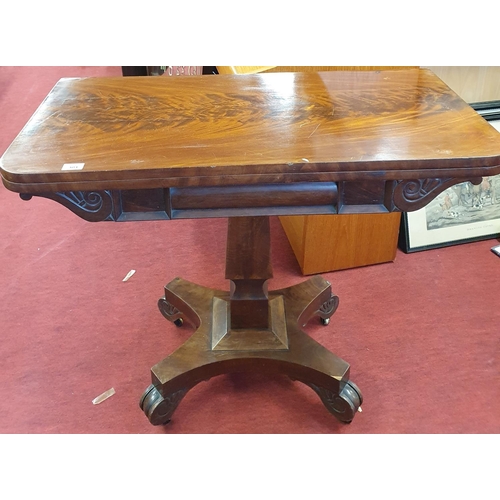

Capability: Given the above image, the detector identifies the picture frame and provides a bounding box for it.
[399,104,500,253]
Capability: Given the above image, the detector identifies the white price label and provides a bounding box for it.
[62,163,85,171]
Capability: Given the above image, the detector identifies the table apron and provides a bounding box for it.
[16,176,485,221]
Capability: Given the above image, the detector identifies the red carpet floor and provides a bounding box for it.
[1,67,499,434]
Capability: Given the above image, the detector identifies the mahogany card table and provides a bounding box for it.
[2,69,500,426]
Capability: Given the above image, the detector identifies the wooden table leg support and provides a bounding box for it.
[139,217,363,425]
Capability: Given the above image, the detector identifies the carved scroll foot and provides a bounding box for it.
[158,298,184,327]
[139,384,189,425]
[306,380,363,423]
[157,277,205,329]
[316,293,339,326]
[277,275,340,328]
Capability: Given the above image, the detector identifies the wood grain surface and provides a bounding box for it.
[217,66,418,74]
[218,66,407,274]
[281,212,401,274]
[2,69,500,194]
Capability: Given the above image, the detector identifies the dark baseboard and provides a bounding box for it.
[471,100,500,121]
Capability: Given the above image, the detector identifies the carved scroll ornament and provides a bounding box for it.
[393,177,482,212]
[318,294,339,318]
[20,190,115,222]
[158,298,181,320]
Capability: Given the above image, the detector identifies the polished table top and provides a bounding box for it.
[2,69,500,197]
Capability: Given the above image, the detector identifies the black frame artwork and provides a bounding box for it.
[399,103,500,253]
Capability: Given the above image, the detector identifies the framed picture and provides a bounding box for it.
[399,106,500,253]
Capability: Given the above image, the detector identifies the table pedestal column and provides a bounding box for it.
[140,216,362,425]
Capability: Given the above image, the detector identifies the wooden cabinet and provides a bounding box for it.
[280,213,401,275]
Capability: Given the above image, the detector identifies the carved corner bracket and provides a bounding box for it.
[391,177,482,212]
[20,190,115,221]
